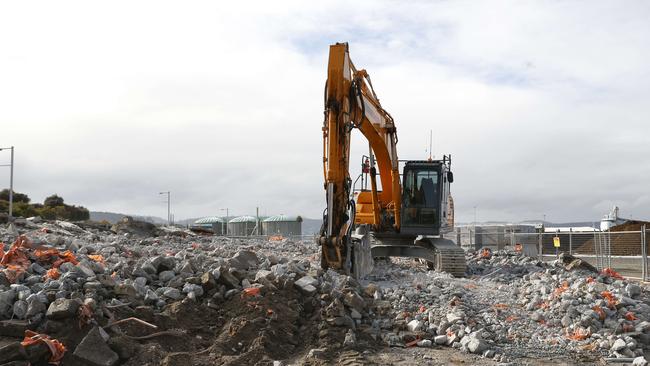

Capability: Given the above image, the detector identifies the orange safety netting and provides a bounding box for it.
[565,327,591,341]
[601,291,619,309]
[552,281,569,298]
[21,330,66,365]
[87,254,105,264]
[601,268,625,280]
[45,268,61,280]
[592,305,606,321]
[241,287,261,297]
[625,312,637,321]
[479,248,492,258]
[51,251,78,268]
[1,236,33,283]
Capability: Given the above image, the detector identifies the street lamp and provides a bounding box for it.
[220,208,229,235]
[159,191,170,225]
[0,147,14,220]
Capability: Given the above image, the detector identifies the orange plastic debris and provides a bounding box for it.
[405,338,420,347]
[45,268,60,280]
[565,327,590,341]
[269,235,284,241]
[266,308,274,316]
[601,291,619,309]
[88,254,105,264]
[586,277,595,284]
[191,243,200,250]
[21,330,66,365]
[78,304,93,328]
[493,303,509,310]
[242,287,261,297]
[623,323,635,333]
[625,312,637,321]
[592,305,606,321]
[463,283,477,289]
[0,236,32,283]
[601,268,624,280]
[418,305,426,313]
[505,315,519,322]
[446,329,455,337]
[552,281,569,298]
[514,243,523,253]
[479,248,492,258]
[537,301,550,310]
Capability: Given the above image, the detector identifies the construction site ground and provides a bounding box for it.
[0,219,649,365]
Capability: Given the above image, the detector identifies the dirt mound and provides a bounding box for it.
[120,284,324,366]
[610,220,650,232]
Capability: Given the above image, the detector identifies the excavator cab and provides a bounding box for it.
[400,158,453,236]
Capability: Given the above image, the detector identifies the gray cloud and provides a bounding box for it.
[0,1,648,223]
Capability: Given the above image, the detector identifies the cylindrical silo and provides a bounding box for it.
[228,216,257,236]
[192,216,226,235]
[262,215,303,237]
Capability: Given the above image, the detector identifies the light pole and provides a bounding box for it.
[0,147,14,220]
[220,208,229,235]
[159,191,170,225]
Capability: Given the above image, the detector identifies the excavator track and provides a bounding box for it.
[425,238,467,277]
[370,233,467,277]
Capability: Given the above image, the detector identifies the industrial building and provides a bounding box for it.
[262,215,302,236]
[191,216,226,235]
[228,215,258,236]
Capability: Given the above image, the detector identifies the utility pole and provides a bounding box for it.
[0,147,14,220]
[221,208,229,235]
[159,191,170,225]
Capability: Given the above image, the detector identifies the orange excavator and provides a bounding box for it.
[318,43,466,278]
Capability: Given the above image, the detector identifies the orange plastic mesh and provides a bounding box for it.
[88,254,105,264]
[45,268,61,280]
[601,268,624,280]
[592,305,606,321]
[552,281,570,298]
[565,327,590,341]
[625,312,637,321]
[601,291,619,309]
[21,330,66,365]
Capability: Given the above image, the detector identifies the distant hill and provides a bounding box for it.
[90,211,167,225]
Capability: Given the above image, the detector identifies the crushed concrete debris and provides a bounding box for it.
[1,219,647,365]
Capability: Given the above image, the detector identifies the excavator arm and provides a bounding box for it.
[319,43,402,274]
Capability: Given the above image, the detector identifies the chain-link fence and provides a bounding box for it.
[448,226,650,281]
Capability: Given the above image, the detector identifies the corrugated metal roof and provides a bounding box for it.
[194,216,225,224]
[229,215,257,223]
[263,215,303,223]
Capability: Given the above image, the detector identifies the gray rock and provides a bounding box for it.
[468,338,487,354]
[229,250,259,270]
[158,270,175,283]
[162,288,181,300]
[612,338,627,352]
[434,334,448,345]
[627,284,642,298]
[46,298,81,319]
[216,267,240,288]
[633,356,648,366]
[73,327,119,366]
[407,319,423,332]
[343,292,365,312]
[417,339,432,347]
[0,290,16,316]
[12,300,27,319]
[447,312,464,323]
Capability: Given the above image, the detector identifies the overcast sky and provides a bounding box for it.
[1,1,649,223]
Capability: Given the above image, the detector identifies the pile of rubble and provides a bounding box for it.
[1,218,649,365]
[361,250,650,365]
[0,219,380,365]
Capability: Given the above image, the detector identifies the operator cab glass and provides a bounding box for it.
[401,162,441,235]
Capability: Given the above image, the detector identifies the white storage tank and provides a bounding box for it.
[262,215,302,236]
[228,215,257,236]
